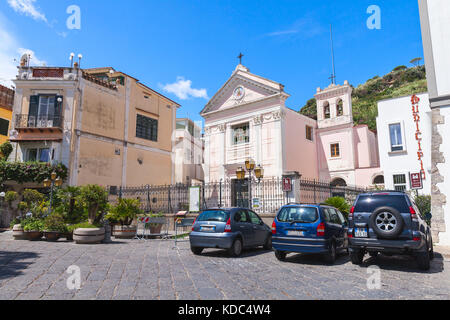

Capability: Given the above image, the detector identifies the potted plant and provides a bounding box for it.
[148,212,165,234]
[72,185,109,244]
[44,214,68,241]
[105,198,142,239]
[11,217,26,240]
[22,218,44,241]
[54,186,84,241]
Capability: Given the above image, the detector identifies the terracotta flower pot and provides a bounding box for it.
[26,231,43,241]
[73,228,105,244]
[150,224,163,234]
[12,224,27,240]
[44,232,61,242]
[113,225,137,239]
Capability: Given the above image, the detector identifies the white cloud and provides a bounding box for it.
[7,0,47,22]
[161,77,209,100]
[265,15,325,38]
[0,16,46,87]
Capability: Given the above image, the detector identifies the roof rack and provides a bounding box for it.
[368,190,406,194]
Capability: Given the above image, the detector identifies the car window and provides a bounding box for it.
[234,210,250,223]
[322,208,331,222]
[354,195,410,213]
[327,208,341,224]
[197,210,230,222]
[336,210,346,224]
[277,207,319,223]
[247,210,262,225]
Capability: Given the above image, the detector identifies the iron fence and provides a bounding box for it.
[108,178,367,215]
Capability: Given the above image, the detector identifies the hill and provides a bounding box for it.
[299,65,428,131]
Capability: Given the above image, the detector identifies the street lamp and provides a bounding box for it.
[44,172,63,215]
[236,159,264,209]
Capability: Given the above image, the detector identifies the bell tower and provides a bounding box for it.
[315,80,353,129]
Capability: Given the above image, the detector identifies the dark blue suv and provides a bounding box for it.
[348,191,434,270]
[272,204,349,264]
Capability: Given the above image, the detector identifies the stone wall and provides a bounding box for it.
[431,108,446,243]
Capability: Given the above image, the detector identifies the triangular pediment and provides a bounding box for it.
[201,65,287,115]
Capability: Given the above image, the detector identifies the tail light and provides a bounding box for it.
[413,237,421,242]
[191,218,197,231]
[409,206,418,221]
[271,221,276,235]
[317,222,325,237]
[224,218,232,233]
[349,206,355,220]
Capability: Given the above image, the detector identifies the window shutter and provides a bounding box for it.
[28,95,39,126]
[55,96,63,127]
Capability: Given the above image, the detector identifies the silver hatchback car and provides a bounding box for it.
[189,208,272,257]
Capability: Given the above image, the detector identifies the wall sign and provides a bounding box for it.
[32,68,64,78]
[411,95,426,180]
[410,172,423,190]
[282,178,292,192]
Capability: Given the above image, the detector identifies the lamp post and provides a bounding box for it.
[236,159,264,209]
[43,172,63,215]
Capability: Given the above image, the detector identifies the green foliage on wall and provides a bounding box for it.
[0,162,68,184]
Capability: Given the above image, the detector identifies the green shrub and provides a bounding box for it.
[324,197,351,219]
[415,195,431,217]
[22,218,45,232]
[105,198,142,226]
[5,191,18,206]
[79,185,109,225]
[0,142,13,161]
[0,161,68,184]
[54,186,86,224]
[44,214,68,233]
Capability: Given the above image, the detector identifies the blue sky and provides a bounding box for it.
[0,0,424,124]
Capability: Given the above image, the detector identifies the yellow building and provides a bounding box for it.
[11,64,180,187]
[0,85,14,144]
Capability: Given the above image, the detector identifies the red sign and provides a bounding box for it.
[32,68,64,78]
[282,178,292,192]
[411,95,426,180]
[410,172,423,190]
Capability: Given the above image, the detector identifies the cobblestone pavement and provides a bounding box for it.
[0,232,449,300]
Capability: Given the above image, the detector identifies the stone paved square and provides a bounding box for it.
[0,232,449,300]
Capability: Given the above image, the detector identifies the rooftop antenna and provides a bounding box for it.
[329,24,336,85]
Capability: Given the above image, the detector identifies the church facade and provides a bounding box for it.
[201,64,381,190]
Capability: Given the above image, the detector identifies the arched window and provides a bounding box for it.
[323,102,330,119]
[331,178,347,187]
[336,99,344,116]
[373,175,385,185]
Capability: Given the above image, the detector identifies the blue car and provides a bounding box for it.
[190,208,272,257]
[272,204,349,264]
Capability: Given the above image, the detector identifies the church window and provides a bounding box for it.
[306,126,313,141]
[324,102,330,119]
[232,123,250,145]
[337,99,344,116]
[330,143,340,158]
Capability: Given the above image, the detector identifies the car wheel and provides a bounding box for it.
[369,207,404,240]
[191,247,203,255]
[324,242,336,265]
[350,250,365,265]
[263,235,272,250]
[416,249,431,271]
[275,250,287,261]
[428,234,435,261]
[228,238,243,257]
[369,252,378,258]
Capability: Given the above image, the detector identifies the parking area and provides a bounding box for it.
[0,231,449,300]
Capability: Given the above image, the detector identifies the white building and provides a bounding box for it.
[419,0,450,245]
[376,93,431,194]
[174,118,204,184]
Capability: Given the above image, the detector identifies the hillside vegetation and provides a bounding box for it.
[299,65,428,131]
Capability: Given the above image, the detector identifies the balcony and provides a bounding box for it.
[15,114,63,130]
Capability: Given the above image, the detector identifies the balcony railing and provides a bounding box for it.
[15,114,63,129]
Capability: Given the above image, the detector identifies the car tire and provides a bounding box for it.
[263,235,272,251]
[369,252,378,258]
[428,234,435,261]
[369,207,404,239]
[416,244,431,271]
[275,250,287,261]
[350,250,365,265]
[228,238,243,257]
[324,242,336,265]
[191,247,203,255]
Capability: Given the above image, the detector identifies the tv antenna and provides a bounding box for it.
[329,24,336,85]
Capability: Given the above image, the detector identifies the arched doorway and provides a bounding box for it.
[373,175,385,185]
[331,178,347,187]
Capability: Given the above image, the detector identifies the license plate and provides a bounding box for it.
[355,228,368,238]
[200,226,215,232]
[287,231,305,237]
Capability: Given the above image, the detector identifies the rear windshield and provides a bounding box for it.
[277,207,319,223]
[354,195,410,213]
[197,210,230,222]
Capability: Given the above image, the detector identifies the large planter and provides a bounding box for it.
[150,224,163,235]
[25,231,43,241]
[12,224,27,240]
[73,228,105,244]
[44,231,61,242]
[113,225,137,239]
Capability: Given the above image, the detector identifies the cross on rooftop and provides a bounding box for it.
[237,53,244,65]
